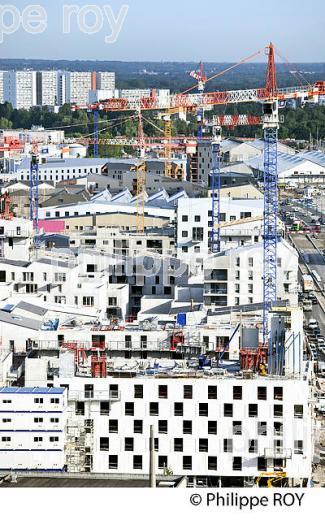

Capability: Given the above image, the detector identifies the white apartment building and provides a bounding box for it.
[203,240,299,309]
[0,71,5,104]
[97,72,115,90]
[3,71,37,109]
[65,72,94,105]
[0,387,67,471]
[177,197,265,268]
[36,71,58,106]
[49,370,312,484]
[0,218,33,262]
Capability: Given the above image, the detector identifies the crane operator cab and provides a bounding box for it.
[262,100,280,128]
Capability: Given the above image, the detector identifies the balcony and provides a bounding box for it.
[264,448,292,459]
[206,270,228,282]
[204,287,228,296]
[68,390,121,402]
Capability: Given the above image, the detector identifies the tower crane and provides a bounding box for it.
[133,109,147,233]
[189,62,207,141]
[29,141,40,243]
[211,123,222,253]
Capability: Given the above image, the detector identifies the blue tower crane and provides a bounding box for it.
[29,152,39,240]
[211,123,222,254]
[262,99,279,344]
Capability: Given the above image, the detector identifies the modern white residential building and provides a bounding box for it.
[0,218,33,261]
[203,240,299,309]
[177,196,265,268]
[47,366,312,484]
[0,387,67,471]
[3,71,37,109]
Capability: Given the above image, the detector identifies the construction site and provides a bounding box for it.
[0,40,324,490]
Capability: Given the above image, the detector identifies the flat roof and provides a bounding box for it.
[0,310,41,331]
[16,301,48,317]
[0,387,65,394]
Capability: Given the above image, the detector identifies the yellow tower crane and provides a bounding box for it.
[161,107,187,178]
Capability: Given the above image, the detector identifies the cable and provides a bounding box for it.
[180,49,264,95]
[141,115,165,135]
[40,114,134,132]
[274,46,312,89]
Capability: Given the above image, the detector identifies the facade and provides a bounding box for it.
[97,72,115,90]
[53,373,312,482]
[3,71,37,109]
[65,72,93,105]
[0,218,33,261]
[203,240,299,309]
[15,158,108,185]
[0,387,67,471]
[36,71,58,106]
[177,196,265,266]
[0,71,5,104]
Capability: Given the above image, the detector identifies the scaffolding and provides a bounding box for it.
[65,419,94,473]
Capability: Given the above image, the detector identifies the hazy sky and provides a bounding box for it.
[1,0,324,62]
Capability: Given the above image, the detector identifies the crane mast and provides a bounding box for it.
[29,144,39,241]
[211,123,222,253]
[262,43,280,344]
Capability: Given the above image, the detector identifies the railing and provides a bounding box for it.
[264,448,292,459]
[68,390,120,401]
[204,290,228,296]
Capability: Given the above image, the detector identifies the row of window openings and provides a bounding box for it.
[106,419,292,437]
[105,455,290,472]
[2,398,60,404]
[181,212,252,223]
[111,385,285,401]
[1,418,59,424]
[21,167,99,180]
[122,403,299,418]
[1,436,59,443]
[100,437,303,455]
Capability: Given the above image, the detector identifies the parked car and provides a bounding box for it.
[308,319,319,330]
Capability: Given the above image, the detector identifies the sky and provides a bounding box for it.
[1,0,324,62]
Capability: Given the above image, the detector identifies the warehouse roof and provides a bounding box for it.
[17,157,108,170]
[246,149,325,174]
